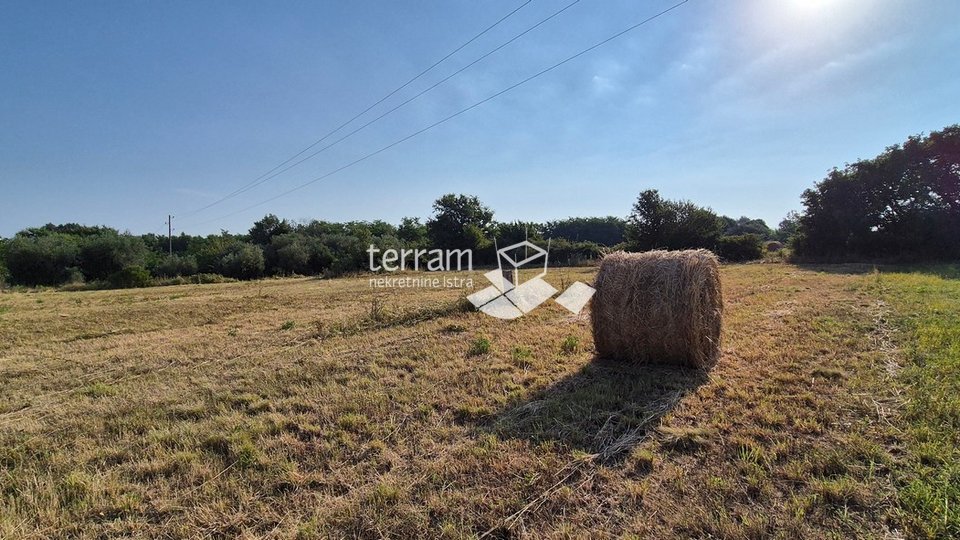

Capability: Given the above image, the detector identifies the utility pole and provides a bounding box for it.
[166,215,174,256]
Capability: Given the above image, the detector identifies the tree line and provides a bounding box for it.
[1,124,955,288]
[0,192,783,287]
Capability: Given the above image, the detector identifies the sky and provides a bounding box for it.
[1,0,958,237]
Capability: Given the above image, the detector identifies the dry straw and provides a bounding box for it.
[590,250,723,369]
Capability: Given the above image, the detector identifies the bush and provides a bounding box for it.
[64,266,85,285]
[625,190,723,251]
[153,254,198,277]
[108,265,152,288]
[5,233,80,286]
[218,243,264,280]
[79,233,148,281]
[717,234,764,262]
[0,238,8,284]
[270,233,311,275]
[197,273,235,284]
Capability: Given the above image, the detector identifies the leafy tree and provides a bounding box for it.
[304,236,334,273]
[322,233,368,276]
[625,190,723,251]
[795,125,960,259]
[78,232,148,281]
[248,214,293,246]
[21,223,115,238]
[397,217,428,247]
[108,266,152,288]
[624,190,669,250]
[0,238,8,284]
[141,232,191,255]
[271,233,311,275]
[717,234,764,262]
[188,233,241,273]
[543,216,625,246]
[721,216,772,239]
[775,211,800,243]
[152,254,198,277]
[426,194,494,251]
[5,233,80,286]
[494,221,542,247]
[218,242,265,279]
[543,238,603,265]
[366,220,398,238]
[300,220,344,237]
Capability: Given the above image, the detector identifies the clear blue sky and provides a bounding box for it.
[2,0,958,237]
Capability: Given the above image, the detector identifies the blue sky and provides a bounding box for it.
[1,0,958,237]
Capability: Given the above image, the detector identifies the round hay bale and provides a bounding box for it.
[590,250,723,369]
[766,241,784,252]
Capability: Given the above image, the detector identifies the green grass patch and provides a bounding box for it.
[879,269,960,538]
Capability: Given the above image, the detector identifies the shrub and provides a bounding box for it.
[717,234,764,262]
[197,273,234,284]
[625,189,724,251]
[0,238,8,284]
[5,233,80,286]
[108,265,152,288]
[79,233,148,281]
[64,267,85,285]
[153,254,198,277]
[218,243,265,280]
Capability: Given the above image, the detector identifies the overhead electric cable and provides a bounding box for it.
[180,0,534,217]
[181,0,584,216]
[194,0,691,227]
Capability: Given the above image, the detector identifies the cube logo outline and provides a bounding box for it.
[466,240,595,320]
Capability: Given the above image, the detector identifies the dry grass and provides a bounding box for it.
[0,264,932,538]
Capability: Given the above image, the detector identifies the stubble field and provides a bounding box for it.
[0,263,957,539]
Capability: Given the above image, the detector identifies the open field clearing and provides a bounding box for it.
[1,264,958,539]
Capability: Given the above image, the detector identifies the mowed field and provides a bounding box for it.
[0,264,957,539]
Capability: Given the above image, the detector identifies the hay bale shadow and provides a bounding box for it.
[485,357,708,463]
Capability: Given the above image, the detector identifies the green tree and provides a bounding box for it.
[5,233,80,286]
[108,266,152,288]
[248,214,293,246]
[271,233,311,275]
[152,254,198,277]
[717,234,764,262]
[0,238,8,284]
[397,217,428,247]
[543,216,625,246]
[721,216,772,239]
[426,194,494,251]
[78,232,148,281]
[188,232,240,273]
[218,242,265,279]
[625,190,723,251]
[795,125,960,259]
[493,221,542,247]
[775,211,800,243]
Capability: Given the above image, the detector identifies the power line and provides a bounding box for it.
[194,0,692,227]
[181,0,584,221]
[180,0,534,218]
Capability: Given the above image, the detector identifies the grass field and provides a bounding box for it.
[0,263,957,539]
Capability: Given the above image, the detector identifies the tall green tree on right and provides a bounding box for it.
[794,125,960,259]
